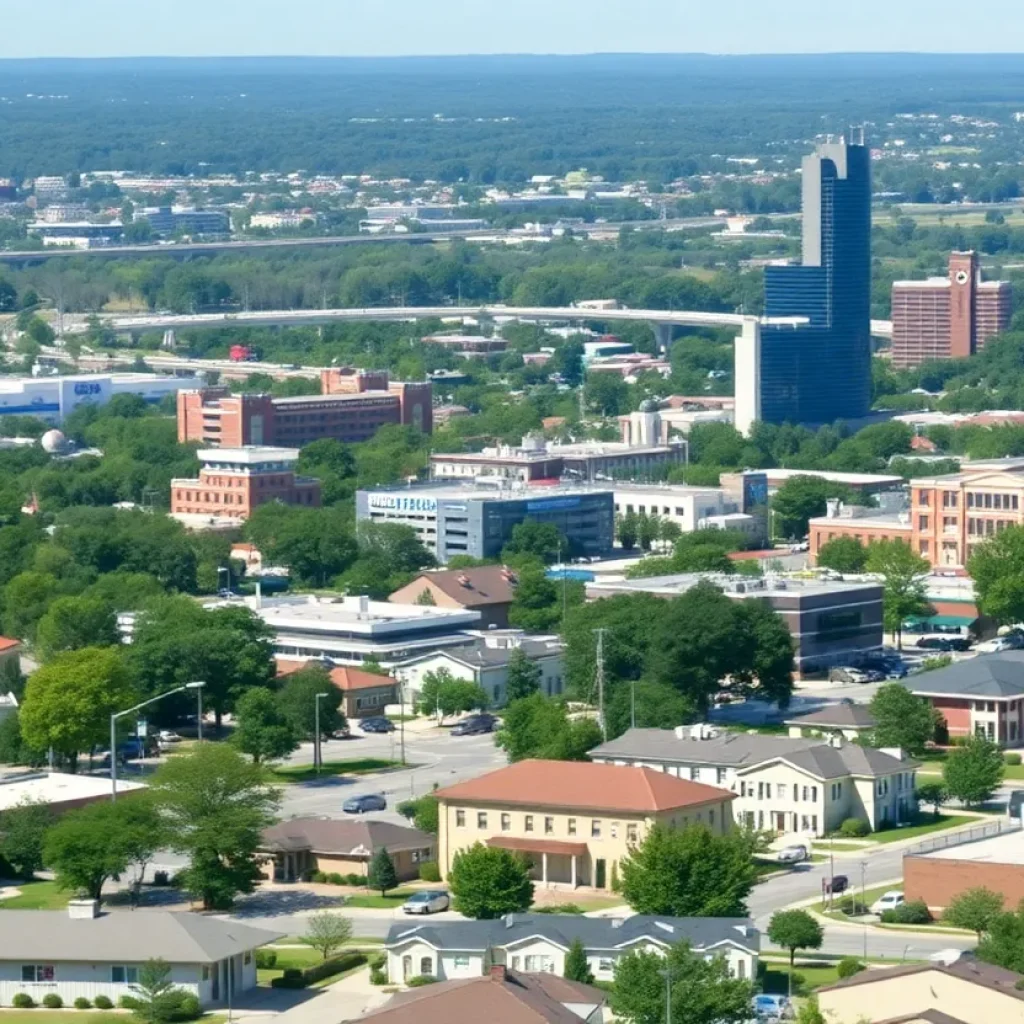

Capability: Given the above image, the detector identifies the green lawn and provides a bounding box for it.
[271,758,401,783]
[0,880,68,910]
[0,1017,225,1024]
[918,758,1024,780]
[759,962,841,995]
[816,841,867,852]
[866,814,974,844]
[344,888,419,909]
[821,882,901,921]
[257,946,324,986]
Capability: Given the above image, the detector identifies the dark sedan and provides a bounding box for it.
[359,716,395,733]
[343,793,387,814]
[451,714,498,736]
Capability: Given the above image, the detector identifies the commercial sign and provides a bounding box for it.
[742,472,769,512]
[526,497,581,513]
[73,381,102,397]
[368,494,438,514]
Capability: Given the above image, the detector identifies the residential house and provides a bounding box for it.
[0,902,282,1009]
[389,566,519,629]
[384,913,760,986]
[589,724,917,838]
[434,759,735,890]
[817,953,1024,1023]
[259,817,435,883]
[906,652,1024,747]
[363,965,607,1024]
[394,632,565,708]
[785,704,877,742]
[276,660,398,719]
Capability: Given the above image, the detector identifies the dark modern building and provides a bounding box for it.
[760,134,872,425]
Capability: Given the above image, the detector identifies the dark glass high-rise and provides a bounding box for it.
[760,134,872,425]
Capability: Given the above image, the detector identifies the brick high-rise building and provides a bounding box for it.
[891,252,1012,368]
[171,447,321,521]
[177,368,432,448]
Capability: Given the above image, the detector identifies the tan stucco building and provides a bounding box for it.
[817,955,1024,1024]
[434,759,735,890]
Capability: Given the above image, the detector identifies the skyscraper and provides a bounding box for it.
[759,134,872,425]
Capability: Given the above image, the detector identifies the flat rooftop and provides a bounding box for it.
[915,828,1024,865]
[587,572,881,599]
[809,510,911,529]
[755,468,905,487]
[272,391,396,405]
[361,482,614,502]
[197,446,300,463]
[0,772,144,811]
[433,440,683,463]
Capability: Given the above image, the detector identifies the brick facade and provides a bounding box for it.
[905,853,1024,911]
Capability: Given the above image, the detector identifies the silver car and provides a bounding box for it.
[777,844,809,863]
[402,890,450,915]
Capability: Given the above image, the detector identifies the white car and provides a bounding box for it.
[402,890,450,915]
[973,635,1024,654]
[869,890,905,915]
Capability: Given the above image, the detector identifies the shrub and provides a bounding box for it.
[837,896,868,916]
[153,870,170,886]
[370,968,387,985]
[94,996,114,1010]
[406,975,438,987]
[255,949,278,969]
[270,968,306,990]
[176,995,201,1021]
[839,817,871,838]
[119,995,142,1010]
[327,872,345,886]
[836,957,864,979]
[42,994,63,1009]
[74,997,92,1010]
[369,952,386,970]
[12,994,35,1009]
[533,903,584,914]
[311,870,327,883]
[881,900,932,925]
[418,861,441,883]
[303,952,367,986]
[345,873,366,886]
[1006,752,1022,766]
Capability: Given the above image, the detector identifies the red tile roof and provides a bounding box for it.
[0,637,20,653]
[276,661,396,693]
[434,760,734,814]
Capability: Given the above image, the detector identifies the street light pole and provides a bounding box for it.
[192,681,205,741]
[315,692,328,773]
[111,680,205,801]
[660,967,672,1024]
[631,679,636,730]
[861,859,868,961]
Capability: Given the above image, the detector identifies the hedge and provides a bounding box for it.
[270,952,368,989]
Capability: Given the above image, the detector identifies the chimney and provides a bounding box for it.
[828,733,844,749]
[825,498,841,519]
[490,964,507,982]
[504,913,515,928]
[254,582,262,608]
[68,899,100,920]
[880,747,905,761]
[674,725,686,739]
[358,595,369,615]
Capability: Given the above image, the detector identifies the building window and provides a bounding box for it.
[777,784,787,799]
[544,816,554,834]
[598,958,615,974]
[477,812,488,829]
[917,490,930,506]
[456,810,466,828]
[918,515,929,531]
[919,540,929,556]
[524,955,555,973]
[709,808,715,826]
[22,966,55,982]
[525,815,534,832]
[111,966,139,984]
[610,821,619,839]
[501,813,511,832]
[689,766,699,781]
[591,820,602,838]
[568,818,577,835]
[716,768,727,785]
[453,955,471,968]
[420,957,432,976]
[626,823,638,843]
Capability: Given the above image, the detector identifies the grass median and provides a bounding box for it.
[0,880,68,910]
[271,758,403,783]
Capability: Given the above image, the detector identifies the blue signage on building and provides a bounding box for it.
[73,382,102,397]
[526,497,581,513]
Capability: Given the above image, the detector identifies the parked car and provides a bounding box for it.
[777,844,808,863]
[861,668,886,683]
[157,730,183,745]
[973,634,1024,654]
[402,890,451,915]
[829,667,869,684]
[916,636,971,652]
[359,716,395,733]
[343,793,387,814]
[451,714,498,736]
[753,993,792,1022]
[869,890,905,915]
[825,874,849,895]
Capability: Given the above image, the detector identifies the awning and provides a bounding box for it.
[905,614,977,628]
[488,836,588,857]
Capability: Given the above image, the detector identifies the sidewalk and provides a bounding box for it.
[232,968,389,1024]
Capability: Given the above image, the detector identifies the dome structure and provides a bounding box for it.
[40,429,67,454]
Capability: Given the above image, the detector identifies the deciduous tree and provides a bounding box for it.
[300,911,353,960]
[969,525,1024,625]
[767,910,824,998]
[417,668,488,722]
[505,647,542,702]
[619,823,756,918]
[449,843,534,919]
[865,540,931,650]
[943,736,1005,807]
[870,682,936,754]
[816,536,868,573]
[232,688,298,763]
[944,887,1005,939]
[495,693,602,762]
[276,663,345,739]
[0,801,52,879]
[915,780,947,819]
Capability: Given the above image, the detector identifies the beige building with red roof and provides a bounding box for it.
[276,660,397,719]
[434,760,735,890]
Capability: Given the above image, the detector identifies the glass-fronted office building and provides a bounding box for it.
[761,135,872,425]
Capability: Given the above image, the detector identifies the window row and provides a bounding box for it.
[21,966,138,983]
[967,492,1019,510]
[740,781,819,803]
[453,809,637,843]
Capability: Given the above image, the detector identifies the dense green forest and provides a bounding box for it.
[3,54,1024,183]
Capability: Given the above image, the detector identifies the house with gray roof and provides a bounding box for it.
[394,632,565,707]
[590,724,917,838]
[907,651,1024,748]
[384,913,759,986]
[0,901,283,1008]
[785,704,877,741]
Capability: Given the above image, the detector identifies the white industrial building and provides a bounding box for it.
[0,374,195,424]
[603,482,764,542]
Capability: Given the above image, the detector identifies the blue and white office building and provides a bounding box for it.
[356,483,615,564]
[0,373,195,424]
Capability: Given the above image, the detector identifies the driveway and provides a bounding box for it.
[231,969,389,1024]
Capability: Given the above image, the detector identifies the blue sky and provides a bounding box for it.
[0,0,1022,57]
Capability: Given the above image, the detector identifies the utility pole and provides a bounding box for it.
[593,628,609,738]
